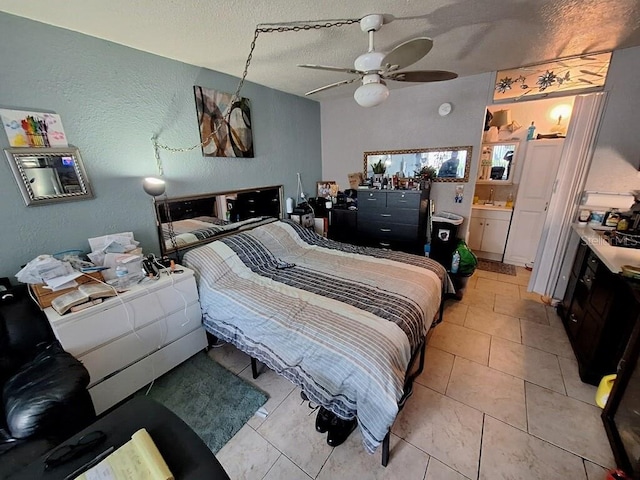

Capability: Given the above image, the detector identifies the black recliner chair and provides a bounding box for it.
[0,286,96,478]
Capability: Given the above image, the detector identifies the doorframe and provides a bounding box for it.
[528,92,608,297]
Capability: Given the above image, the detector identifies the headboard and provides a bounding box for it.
[153,185,283,257]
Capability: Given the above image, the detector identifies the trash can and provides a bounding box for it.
[430,212,464,269]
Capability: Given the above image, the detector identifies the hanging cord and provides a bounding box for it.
[151,18,358,158]
[150,18,357,253]
[161,195,180,262]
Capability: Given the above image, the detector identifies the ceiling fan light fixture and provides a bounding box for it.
[354,51,385,72]
[354,80,389,107]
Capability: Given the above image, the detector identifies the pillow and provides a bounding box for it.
[3,342,89,439]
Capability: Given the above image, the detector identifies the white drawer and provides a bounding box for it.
[54,276,199,356]
[81,302,203,386]
[88,327,208,414]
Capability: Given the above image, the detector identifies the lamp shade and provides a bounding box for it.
[489,109,512,127]
[354,82,389,107]
[142,177,166,196]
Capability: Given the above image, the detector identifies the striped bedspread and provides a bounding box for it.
[183,220,451,453]
[162,216,272,250]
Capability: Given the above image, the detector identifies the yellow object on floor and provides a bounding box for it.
[596,374,617,408]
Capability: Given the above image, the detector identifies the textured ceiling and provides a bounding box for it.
[1,0,639,100]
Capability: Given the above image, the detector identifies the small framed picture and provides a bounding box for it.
[316,181,337,199]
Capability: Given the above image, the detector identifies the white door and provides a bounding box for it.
[503,139,565,266]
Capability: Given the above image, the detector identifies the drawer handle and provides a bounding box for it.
[380,228,391,232]
[570,313,578,323]
[380,214,391,217]
[379,242,391,247]
[398,200,408,203]
[367,198,377,201]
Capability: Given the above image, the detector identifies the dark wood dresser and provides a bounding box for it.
[560,240,639,385]
[356,188,430,254]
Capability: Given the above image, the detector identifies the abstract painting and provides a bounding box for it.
[193,86,254,158]
[0,109,68,147]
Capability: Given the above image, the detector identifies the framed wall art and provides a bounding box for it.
[193,86,254,158]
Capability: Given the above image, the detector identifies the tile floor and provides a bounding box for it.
[210,267,614,480]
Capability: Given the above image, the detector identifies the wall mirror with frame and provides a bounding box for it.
[476,141,520,185]
[4,146,93,206]
[364,146,472,183]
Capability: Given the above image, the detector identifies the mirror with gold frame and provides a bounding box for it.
[364,146,472,183]
[4,146,93,206]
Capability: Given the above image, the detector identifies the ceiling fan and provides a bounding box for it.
[298,14,458,107]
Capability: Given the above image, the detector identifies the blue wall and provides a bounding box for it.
[0,12,321,279]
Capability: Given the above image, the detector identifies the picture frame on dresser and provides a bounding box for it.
[317,181,337,198]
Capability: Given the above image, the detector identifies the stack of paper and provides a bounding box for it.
[15,255,83,291]
[86,232,143,281]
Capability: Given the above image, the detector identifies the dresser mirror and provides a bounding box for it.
[476,141,519,185]
[364,146,472,183]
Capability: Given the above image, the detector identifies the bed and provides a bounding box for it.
[181,217,453,463]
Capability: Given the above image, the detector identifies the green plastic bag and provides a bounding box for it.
[455,239,477,276]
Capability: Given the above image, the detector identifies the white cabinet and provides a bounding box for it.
[468,207,513,260]
[44,266,207,414]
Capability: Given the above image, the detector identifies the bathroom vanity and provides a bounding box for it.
[468,205,513,261]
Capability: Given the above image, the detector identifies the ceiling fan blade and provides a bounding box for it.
[298,64,361,75]
[381,37,433,71]
[385,70,458,82]
[305,78,359,96]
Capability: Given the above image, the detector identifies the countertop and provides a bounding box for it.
[472,204,513,212]
[572,224,640,273]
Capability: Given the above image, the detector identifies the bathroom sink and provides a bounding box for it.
[472,204,512,211]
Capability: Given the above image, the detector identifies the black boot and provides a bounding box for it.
[315,407,333,433]
[326,416,357,447]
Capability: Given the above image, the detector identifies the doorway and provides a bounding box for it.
[470,96,577,265]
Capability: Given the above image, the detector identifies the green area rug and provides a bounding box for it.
[139,352,267,453]
[477,259,517,276]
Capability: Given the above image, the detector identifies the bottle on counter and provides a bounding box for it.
[526,122,536,141]
[506,193,514,208]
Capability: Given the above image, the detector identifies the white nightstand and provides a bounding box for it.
[44,266,207,414]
